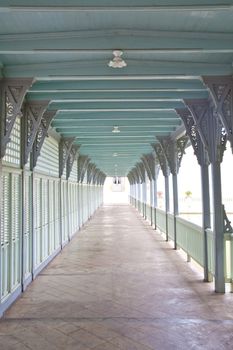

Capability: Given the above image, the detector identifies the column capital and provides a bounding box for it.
[87,163,96,184]
[21,100,50,166]
[176,107,209,166]
[31,109,57,169]
[78,155,90,183]
[202,75,233,151]
[66,144,80,180]
[152,142,169,177]
[0,78,34,158]
[184,98,227,163]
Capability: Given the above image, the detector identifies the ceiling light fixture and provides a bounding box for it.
[112,126,120,133]
[108,50,127,69]
[113,153,118,157]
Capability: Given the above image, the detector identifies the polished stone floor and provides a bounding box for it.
[1,205,233,350]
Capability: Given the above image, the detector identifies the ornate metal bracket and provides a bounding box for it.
[99,173,106,186]
[202,76,233,150]
[0,78,34,158]
[21,100,50,166]
[141,155,153,181]
[59,137,75,178]
[184,99,227,163]
[131,167,140,184]
[92,168,100,185]
[31,109,57,168]
[78,155,90,183]
[223,205,233,234]
[144,153,158,181]
[136,162,146,183]
[127,172,134,185]
[96,171,105,186]
[157,137,177,175]
[176,108,209,166]
[128,170,138,185]
[177,135,189,168]
[66,144,80,180]
[152,142,170,177]
[157,135,188,175]
[87,163,96,184]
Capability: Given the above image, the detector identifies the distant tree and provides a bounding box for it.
[185,190,192,198]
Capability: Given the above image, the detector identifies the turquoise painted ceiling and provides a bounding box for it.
[0,1,233,176]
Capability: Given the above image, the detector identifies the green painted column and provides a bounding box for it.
[164,175,170,242]
[201,164,211,282]
[0,159,2,300]
[212,162,225,292]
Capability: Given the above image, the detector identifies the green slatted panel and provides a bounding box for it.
[23,172,32,278]
[61,180,68,243]
[41,178,49,260]
[69,160,78,182]
[54,180,60,248]
[3,117,21,167]
[1,173,11,299]
[11,174,21,289]
[75,184,79,229]
[68,183,72,236]
[48,179,55,254]
[77,183,81,228]
[82,185,87,223]
[35,136,59,177]
[34,177,41,267]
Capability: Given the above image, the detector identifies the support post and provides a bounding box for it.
[176,107,211,282]
[152,143,170,240]
[0,159,2,300]
[201,164,211,281]
[158,136,188,249]
[164,175,170,241]
[150,180,153,226]
[185,98,227,292]
[212,161,225,291]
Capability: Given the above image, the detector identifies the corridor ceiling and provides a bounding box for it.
[0,1,233,176]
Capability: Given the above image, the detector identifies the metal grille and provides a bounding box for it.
[3,117,21,166]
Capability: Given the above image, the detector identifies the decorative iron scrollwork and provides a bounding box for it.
[59,137,76,178]
[157,137,178,175]
[0,78,33,158]
[176,108,209,166]
[21,100,49,166]
[66,145,80,180]
[135,162,145,183]
[31,110,56,168]
[92,168,100,185]
[202,76,233,150]
[184,98,227,164]
[152,142,169,177]
[223,205,233,234]
[87,163,96,184]
[78,155,90,183]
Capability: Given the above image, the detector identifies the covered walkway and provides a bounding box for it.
[1,205,233,350]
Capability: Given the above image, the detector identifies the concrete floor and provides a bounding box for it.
[1,205,233,350]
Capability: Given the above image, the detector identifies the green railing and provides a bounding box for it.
[156,208,166,233]
[176,216,204,267]
[130,197,233,285]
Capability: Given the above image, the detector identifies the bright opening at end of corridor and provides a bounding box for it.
[104,177,130,204]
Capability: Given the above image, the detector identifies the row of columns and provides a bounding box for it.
[0,78,106,298]
[128,75,233,293]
